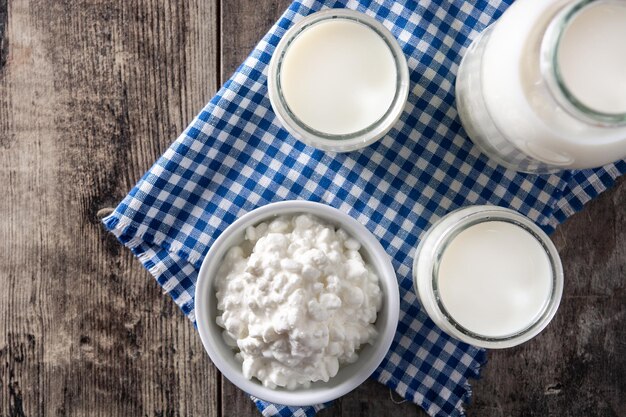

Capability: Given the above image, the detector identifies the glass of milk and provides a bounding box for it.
[456,0,626,173]
[413,206,564,348]
[268,9,410,152]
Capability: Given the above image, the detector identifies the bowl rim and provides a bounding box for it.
[195,200,399,406]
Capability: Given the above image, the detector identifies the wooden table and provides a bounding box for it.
[1,1,624,416]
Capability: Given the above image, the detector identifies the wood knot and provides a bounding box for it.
[544,383,563,396]
[96,207,115,219]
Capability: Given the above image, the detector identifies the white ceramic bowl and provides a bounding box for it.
[195,200,399,406]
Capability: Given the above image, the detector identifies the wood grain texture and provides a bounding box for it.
[0,0,219,416]
[219,0,297,413]
[0,0,624,416]
[468,175,626,417]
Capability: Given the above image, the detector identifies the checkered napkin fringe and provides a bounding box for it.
[103,0,626,416]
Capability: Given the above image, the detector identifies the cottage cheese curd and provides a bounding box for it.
[215,214,382,390]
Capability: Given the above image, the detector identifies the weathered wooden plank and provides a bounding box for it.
[468,175,626,417]
[218,1,294,415]
[220,0,292,85]
[0,0,219,416]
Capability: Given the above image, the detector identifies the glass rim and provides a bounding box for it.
[431,211,562,344]
[412,206,564,349]
[541,0,626,126]
[267,9,410,151]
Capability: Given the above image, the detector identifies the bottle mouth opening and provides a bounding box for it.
[541,0,626,126]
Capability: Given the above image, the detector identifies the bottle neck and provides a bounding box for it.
[540,0,626,127]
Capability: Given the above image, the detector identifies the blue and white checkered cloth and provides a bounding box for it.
[103,0,626,416]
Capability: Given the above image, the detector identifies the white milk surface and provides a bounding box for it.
[478,0,626,168]
[558,1,626,114]
[279,19,397,135]
[437,221,552,338]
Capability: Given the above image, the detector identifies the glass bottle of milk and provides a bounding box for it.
[456,0,626,173]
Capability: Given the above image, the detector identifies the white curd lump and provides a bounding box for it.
[215,214,382,389]
[279,19,397,135]
[437,221,553,338]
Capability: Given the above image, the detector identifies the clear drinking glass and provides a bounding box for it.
[412,206,564,349]
[268,9,410,152]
